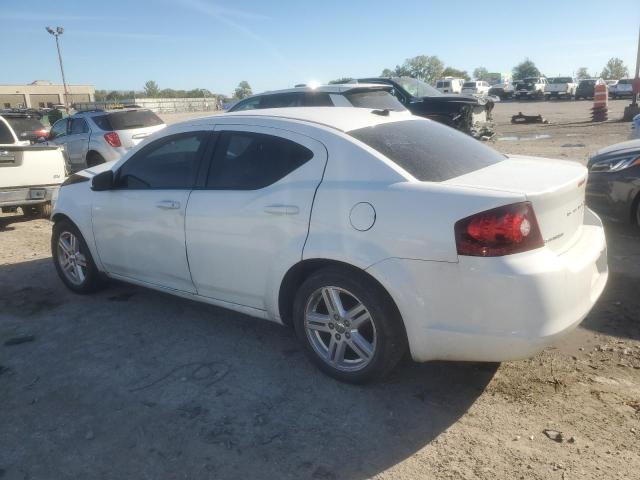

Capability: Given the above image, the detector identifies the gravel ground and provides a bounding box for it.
[1,100,639,480]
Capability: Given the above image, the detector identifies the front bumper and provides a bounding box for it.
[0,185,59,208]
[368,208,608,362]
[586,169,640,223]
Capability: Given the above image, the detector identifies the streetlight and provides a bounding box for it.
[46,26,70,113]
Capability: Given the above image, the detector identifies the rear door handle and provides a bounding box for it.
[263,204,299,215]
[156,200,181,210]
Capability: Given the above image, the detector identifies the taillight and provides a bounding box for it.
[454,202,544,257]
[103,131,121,147]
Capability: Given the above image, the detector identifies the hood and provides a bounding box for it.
[412,94,483,106]
[591,139,640,159]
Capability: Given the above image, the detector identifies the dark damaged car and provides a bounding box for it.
[355,77,494,137]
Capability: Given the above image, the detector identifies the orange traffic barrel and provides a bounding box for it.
[594,83,608,109]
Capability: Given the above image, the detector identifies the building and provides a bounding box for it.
[0,80,95,109]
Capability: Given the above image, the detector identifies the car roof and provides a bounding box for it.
[183,107,413,133]
[239,83,391,99]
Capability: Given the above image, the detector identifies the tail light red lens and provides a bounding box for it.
[454,202,544,257]
[103,131,121,148]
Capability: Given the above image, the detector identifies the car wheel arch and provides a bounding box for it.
[277,258,405,335]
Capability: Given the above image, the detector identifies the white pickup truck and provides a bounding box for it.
[0,113,66,218]
[545,77,577,99]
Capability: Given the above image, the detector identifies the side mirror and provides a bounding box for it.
[91,170,114,191]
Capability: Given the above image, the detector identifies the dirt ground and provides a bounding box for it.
[1,100,639,480]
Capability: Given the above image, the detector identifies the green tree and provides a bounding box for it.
[381,68,394,77]
[600,57,629,80]
[473,67,489,81]
[328,77,353,84]
[512,58,541,80]
[575,67,590,79]
[402,55,444,84]
[144,80,159,98]
[441,67,470,80]
[234,81,252,100]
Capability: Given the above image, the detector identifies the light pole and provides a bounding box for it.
[46,26,70,113]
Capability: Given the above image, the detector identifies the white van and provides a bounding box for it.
[435,78,464,94]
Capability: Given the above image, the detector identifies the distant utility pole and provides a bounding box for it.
[46,26,70,113]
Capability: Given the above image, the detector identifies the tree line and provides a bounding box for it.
[95,80,255,102]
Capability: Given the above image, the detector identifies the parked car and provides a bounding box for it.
[228,84,406,113]
[606,80,619,98]
[514,77,548,100]
[355,76,494,137]
[48,108,166,172]
[435,78,464,94]
[586,138,640,226]
[613,78,634,98]
[461,81,490,95]
[0,114,66,218]
[0,111,49,143]
[545,77,577,99]
[488,83,514,100]
[575,79,599,100]
[51,107,607,383]
[631,113,640,140]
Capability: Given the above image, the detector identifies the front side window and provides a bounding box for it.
[348,119,505,182]
[206,131,313,190]
[230,97,261,111]
[117,132,208,189]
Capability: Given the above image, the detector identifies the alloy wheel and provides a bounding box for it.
[57,231,88,286]
[304,286,377,372]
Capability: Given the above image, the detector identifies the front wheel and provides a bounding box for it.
[52,220,105,294]
[293,267,407,383]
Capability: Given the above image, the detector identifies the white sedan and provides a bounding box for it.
[51,108,608,383]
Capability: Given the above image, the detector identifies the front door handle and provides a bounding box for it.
[156,200,180,210]
[263,204,299,216]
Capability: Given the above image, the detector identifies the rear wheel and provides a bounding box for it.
[86,152,106,168]
[21,202,52,219]
[293,267,407,383]
[52,220,105,293]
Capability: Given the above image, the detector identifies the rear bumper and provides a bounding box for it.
[0,185,59,208]
[367,208,608,362]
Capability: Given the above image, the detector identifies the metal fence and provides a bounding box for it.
[73,97,223,113]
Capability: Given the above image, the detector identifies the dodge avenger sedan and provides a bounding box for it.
[51,108,608,383]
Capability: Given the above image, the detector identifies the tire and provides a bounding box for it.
[21,202,51,219]
[293,267,407,383]
[52,219,105,294]
[86,152,106,168]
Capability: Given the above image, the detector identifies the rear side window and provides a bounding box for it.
[303,92,333,106]
[117,132,208,189]
[95,110,163,131]
[206,131,313,190]
[70,118,88,134]
[260,93,304,108]
[343,90,406,111]
[348,119,505,182]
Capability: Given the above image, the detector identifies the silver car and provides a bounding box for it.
[49,108,166,171]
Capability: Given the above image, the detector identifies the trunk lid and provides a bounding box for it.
[116,124,166,149]
[444,156,588,254]
[0,145,66,188]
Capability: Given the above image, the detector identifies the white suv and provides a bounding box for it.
[49,108,166,172]
[461,81,490,95]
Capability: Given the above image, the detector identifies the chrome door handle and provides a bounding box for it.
[263,204,299,215]
[156,200,180,210]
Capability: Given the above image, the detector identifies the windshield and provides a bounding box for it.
[549,77,573,83]
[348,119,504,182]
[462,82,476,88]
[5,117,46,140]
[393,77,441,97]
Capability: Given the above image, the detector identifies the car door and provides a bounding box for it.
[186,124,327,310]
[92,127,212,292]
[65,118,90,166]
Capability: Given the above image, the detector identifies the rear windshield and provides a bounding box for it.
[550,77,573,83]
[462,82,476,87]
[618,79,632,84]
[437,81,451,88]
[5,117,45,140]
[579,80,596,86]
[343,90,406,111]
[93,110,163,131]
[348,119,504,182]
